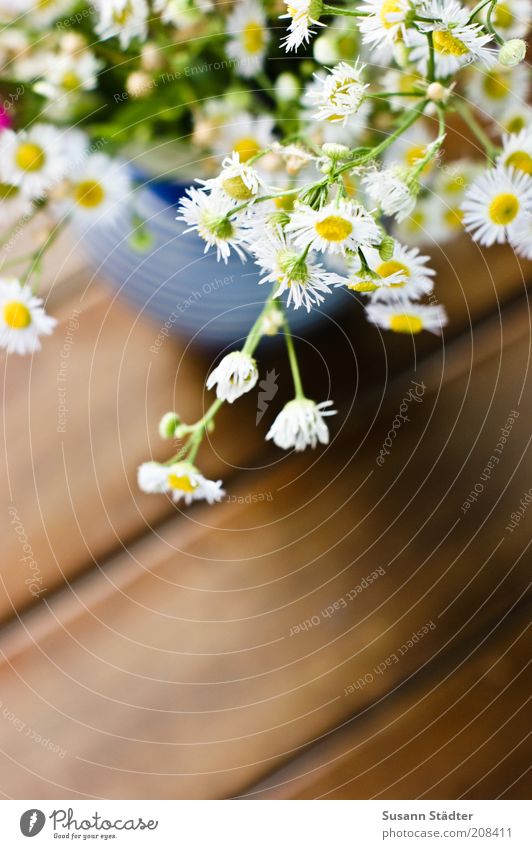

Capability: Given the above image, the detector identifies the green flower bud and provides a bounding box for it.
[378,236,395,262]
[158,412,180,439]
[499,39,526,67]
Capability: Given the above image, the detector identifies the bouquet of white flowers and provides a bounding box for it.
[0,0,529,505]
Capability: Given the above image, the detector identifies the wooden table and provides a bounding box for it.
[0,230,530,799]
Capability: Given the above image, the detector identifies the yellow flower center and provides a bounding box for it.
[167,472,197,493]
[274,194,295,211]
[505,115,525,134]
[488,192,519,225]
[232,137,260,162]
[15,142,45,172]
[221,175,254,200]
[74,179,105,208]
[483,71,509,100]
[405,144,431,173]
[390,313,424,333]
[3,300,31,329]
[61,70,81,91]
[432,29,469,57]
[408,210,426,232]
[444,173,466,193]
[379,0,402,29]
[242,21,266,54]
[376,259,409,286]
[315,214,352,242]
[348,278,379,292]
[505,150,532,175]
[444,207,464,228]
[113,3,132,25]
[493,2,513,29]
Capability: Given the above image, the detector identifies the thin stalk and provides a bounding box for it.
[468,0,495,21]
[283,315,304,400]
[454,99,500,160]
[427,31,435,82]
[322,4,369,16]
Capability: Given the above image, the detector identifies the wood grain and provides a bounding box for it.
[0,296,530,799]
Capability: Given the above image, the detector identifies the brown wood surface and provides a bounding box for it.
[0,276,530,799]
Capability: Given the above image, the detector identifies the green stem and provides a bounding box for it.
[411,104,446,178]
[282,313,304,400]
[322,4,369,16]
[19,216,70,289]
[368,91,425,99]
[486,0,504,44]
[468,0,495,21]
[427,31,435,82]
[454,99,500,160]
[336,99,428,174]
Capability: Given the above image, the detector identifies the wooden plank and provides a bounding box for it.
[0,284,266,621]
[0,296,530,799]
[243,603,531,799]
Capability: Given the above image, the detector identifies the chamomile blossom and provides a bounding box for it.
[464,64,530,122]
[94,0,148,49]
[509,212,532,258]
[0,182,32,228]
[199,152,265,203]
[0,124,68,199]
[226,0,270,78]
[481,0,532,40]
[498,127,532,176]
[303,82,371,146]
[250,227,343,311]
[206,350,259,402]
[362,167,418,221]
[286,198,382,256]
[366,299,447,334]
[500,103,532,136]
[211,112,275,163]
[306,60,368,125]
[358,243,436,301]
[461,166,532,246]
[62,153,132,222]
[177,187,247,262]
[280,0,324,52]
[42,49,102,96]
[137,461,224,505]
[410,0,495,77]
[267,398,336,451]
[357,0,413,54]
[0,279,56,354]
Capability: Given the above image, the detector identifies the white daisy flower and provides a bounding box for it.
[499,103,532,136]
[177,187,247,263]
[286,198,382,255]
[384,124,436,181]
[42,49,102,96]
[498,127,532,177]
[461,166,532,246]
[306,60,368,126]
[0,182,32,229]
[280,0,325,52]
[226,0,270,78]
[420,195,467,243]
[303,85,371,147]
[359,243,436,301]
[410,0,496,77]
[61,153,132,223]
[0,279,57,354]
[266,398,336,451]
[138,461,225,505]
[94,0,149,49]
[357,0,413,54]
[509,212,532,258]
[250,226,342,311]
[211,112,275,163]
[480,0,532,40]
[198,152,265,202]
[0,125,69,200]
[206,350,259,402]
[362,167,417,221]
[154,0,214,26]
[464,64,529,122]
[366,299,447,334]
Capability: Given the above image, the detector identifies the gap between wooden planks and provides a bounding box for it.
[0,293,530,799]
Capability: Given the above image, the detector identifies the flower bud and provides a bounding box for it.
[378,236,395,262]
[275,72,300,102]
[126,71,152,98]
[426,82,447,102]
[158,412,180,439]
[313,34,340,65]
[499,39,526,66]
[321,142,350,161]
[60,32,87,54]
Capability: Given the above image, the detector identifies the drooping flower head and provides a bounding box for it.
[206,350,259,402]
[266,398,336,451]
